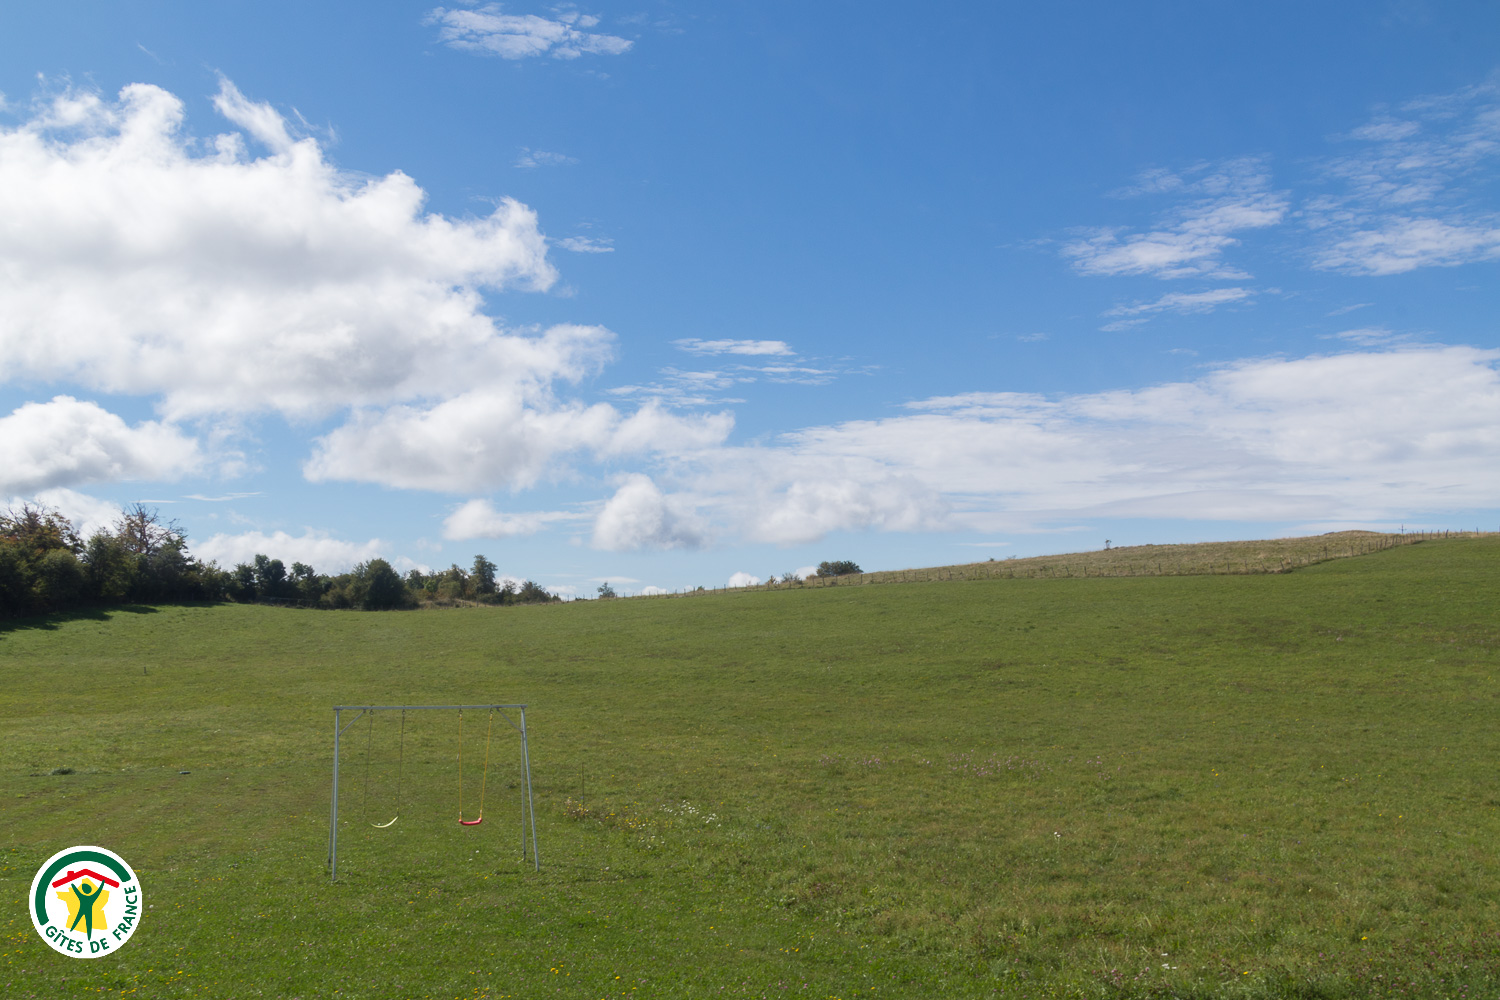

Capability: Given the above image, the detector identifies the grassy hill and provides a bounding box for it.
[715,529,1486,593]
[1,536,1497,998]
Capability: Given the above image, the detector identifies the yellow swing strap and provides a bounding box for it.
[459,709,494,825]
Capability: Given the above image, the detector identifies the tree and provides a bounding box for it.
[597,581,617,599]
[0,503,84,614]
[515,580,557,604]
[0,542,28,615]
[114,504,182,557]
[356,558,411,610]
[1,503,82,557]
[83,532,137,601]
[230,562,257,602]
[291,562,327,603]
[816,560,862,577]
[33,548,87,606]
[253,554,293,600]
[471,555,498,596]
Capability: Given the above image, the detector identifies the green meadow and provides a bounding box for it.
[2,537,1497,998]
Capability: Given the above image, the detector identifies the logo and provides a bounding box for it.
[29,846,143,958]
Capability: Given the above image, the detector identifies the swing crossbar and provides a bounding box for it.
[328,704,537,881]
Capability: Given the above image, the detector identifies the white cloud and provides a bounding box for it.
[193,530,388,573]
[727,571,761,588]
[591,474,705,551]
[639,585,667,596]
[1313,217,1500,275]
[1101,287,1254,330]
[442,498,579,540]
[1326,327,1407,347]
[1062,159,1286,279]
[184,492,263,502]
[0,396,200,493]
[673,339,794,356]
[427,5,633,60]
[515,147,577,168]
[556,235,614,253]
[211,75,295,153]
[1106,287,1254,318]
[637,344,1500,544]
[744,473,948,546]
[0,79,563,421]
[306,393,732,492]
[1309,79,1500,274]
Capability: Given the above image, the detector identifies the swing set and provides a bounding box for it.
[327,704,538,881]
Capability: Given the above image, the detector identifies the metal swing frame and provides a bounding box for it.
[328,704,538,882]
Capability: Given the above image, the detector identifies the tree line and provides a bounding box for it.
[0,502,557,618]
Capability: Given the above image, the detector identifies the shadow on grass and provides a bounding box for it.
[0,602,166,636]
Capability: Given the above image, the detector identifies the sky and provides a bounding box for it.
[1,1,1498,598]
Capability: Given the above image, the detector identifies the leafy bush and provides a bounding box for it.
[815,559,862,577]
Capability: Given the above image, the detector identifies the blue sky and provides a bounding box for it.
[1,2,1498,597]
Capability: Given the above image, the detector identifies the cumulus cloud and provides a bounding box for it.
[193,530,388,573]
[0,396,200,493]
[442,498,579,540]
[427,5,633,60]
[727,571,761,588]
[1062,159,1286,280]
[306,394,732,492]
[591,474,705,551]
[0,78,565,421]
[744,473,948,546]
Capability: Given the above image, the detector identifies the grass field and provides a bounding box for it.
[2,537,1498,998]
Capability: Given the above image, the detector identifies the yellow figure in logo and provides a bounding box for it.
[61,879,108,939]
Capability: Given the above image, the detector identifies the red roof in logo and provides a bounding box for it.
[50,868,122,890]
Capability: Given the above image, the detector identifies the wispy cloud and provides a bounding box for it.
[1101,287,1254,330]
[556,235,614,253]
[427,5,633,60]
[1313,217,1500,275]
[185,492,264,502]
[1323,327,1410,347]
[515,147,578,168]
[1062,159,1287,280]
[1308,78,1500,274]
[673,338,794,356]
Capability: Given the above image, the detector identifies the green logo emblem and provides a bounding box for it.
[29,846,143,958]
